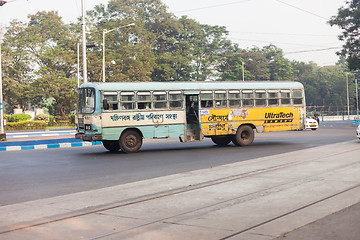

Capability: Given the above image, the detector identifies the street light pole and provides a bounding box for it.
[242,62,244,81]
[102,29,107,83]
[356,77,359,119]
[0,37,5,140]
[0,0,9,141]
[77,43,80,88]
[346,72,350,120]
[81,0,88,83]
[102,23,135,82]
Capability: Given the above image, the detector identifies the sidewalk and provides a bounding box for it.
[0,130,101,151]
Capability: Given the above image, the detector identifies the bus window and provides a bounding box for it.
[281,90,291,105]
[255,90,266,106]
[103,92,118,110]
[215,90,227,108]
[229,90,240,107]
[242,90,254,107]
[79,88,95,113]
[137,92,151,110]
[154,91,167,109]
[120,92,135,110]
[169,91,183,109]
[292,89,303,105]
[201,91,213,108]
[268,90,279,106]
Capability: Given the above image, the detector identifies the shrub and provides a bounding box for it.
[48,115,56,126]
[36,114,50,123]
[5,121,47,130]
[68,114,75,125]
[8,113,32,122]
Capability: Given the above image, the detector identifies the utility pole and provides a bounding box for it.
[0,18,5,140]
[346,73,350,120]
[356,77,359,119]
[77,43,80,88]
[0,35,5,141]
[81,0,88,83]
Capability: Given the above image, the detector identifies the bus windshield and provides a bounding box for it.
[78,88,95,113]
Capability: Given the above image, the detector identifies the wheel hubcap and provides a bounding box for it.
[126,135,137,147]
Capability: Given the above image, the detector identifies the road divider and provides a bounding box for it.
[0,138,101,151]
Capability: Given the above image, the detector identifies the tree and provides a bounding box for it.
[218,48,270,81]
[3,11,78,116]
[329,0,360,70]
[191,24,233,81]
[85,0,169,82]
[261,45,293,80]
[1,20,32,111]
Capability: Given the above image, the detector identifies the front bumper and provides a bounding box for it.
[75,133,102,142]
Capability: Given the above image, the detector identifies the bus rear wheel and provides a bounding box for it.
[119,130,143,153]
[102,140,120,152]
[211,136,231,146]
[232,125,255,146]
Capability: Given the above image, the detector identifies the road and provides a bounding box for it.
[0,121,356,206]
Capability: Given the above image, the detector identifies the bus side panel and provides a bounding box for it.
[101,124,185,140]
[200,106,303,136]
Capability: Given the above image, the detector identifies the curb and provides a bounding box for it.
[0,141,101,151]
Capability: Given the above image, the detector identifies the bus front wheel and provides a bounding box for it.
[102,140,120,152]
[211,136,231,146]
[119,130,143,153]
[233,125,255,146]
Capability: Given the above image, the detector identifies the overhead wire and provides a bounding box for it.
[274,0,329,21]
[174,0,253,13]
[284,47,341,55]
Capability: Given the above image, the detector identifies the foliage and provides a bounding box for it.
[48,115,56,126]
[35,114,50,123]
[2,11,78,116]
[329,0,360,70]
[0,0,358,117]
[7,113,32,122]
[5,121,47,130]
[68,114,75,125]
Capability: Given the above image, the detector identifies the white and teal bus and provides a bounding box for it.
[75,81,306,153]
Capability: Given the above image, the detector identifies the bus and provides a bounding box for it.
[75,81,306,153]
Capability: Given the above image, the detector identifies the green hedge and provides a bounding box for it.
[7,113,32,122]
[5,121,47,131]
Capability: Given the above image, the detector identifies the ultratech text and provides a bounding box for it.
[265,112,293,119]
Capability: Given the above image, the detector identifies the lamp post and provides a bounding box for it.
[102,23,135,82]
[81,0,88,83]
[0,33,5,140]
[346,73,350,120]
[241,62,244,81]
[356,77,359,119]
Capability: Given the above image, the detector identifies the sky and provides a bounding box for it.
[0,0,347,66]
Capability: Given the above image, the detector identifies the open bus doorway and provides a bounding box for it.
[184,95,202,142]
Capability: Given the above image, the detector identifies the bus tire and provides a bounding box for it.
[102,140,120,152]
[211,136,231,146]
[232,125,254,146]
[119,130,142,153]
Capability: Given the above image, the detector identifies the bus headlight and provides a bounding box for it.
[85,124,92,131]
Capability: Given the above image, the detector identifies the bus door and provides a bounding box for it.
[184,94,202,142]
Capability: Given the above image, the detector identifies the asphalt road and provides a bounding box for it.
[0,121,356,206]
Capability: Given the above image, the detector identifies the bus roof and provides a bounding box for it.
[79,81,304,92]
